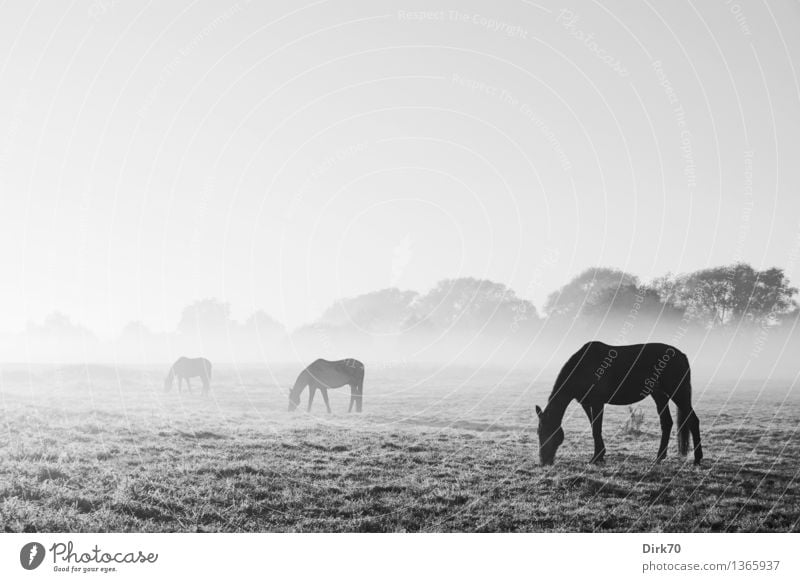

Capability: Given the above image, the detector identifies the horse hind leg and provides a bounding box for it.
[348,383,362,413]
[652,392,673,463]
[683,408,703,465]
[672,383,703,465]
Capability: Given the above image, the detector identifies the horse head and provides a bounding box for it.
[288,388,301,412]
[536,405,564,465]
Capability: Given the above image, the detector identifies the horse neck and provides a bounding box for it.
[290,368,310,396]
[166,367,175,382]
[545,388,571,425]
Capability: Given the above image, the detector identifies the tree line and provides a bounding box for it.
[18,262,799,343]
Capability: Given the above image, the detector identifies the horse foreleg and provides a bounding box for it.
[653,392,673,463]
[307,386,316,412]
[321,388,331,413]
[583,403,605,464]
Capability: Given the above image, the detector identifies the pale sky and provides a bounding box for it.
[1,0,799,336]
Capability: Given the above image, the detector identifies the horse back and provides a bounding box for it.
[559,342,689,405]
[174,356,212,378]
[307,358,364,388]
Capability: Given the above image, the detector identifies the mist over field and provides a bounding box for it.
[2,263,799,386]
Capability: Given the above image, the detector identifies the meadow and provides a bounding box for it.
[1,364,798,532]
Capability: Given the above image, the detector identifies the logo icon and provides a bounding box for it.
[20,542,46,570]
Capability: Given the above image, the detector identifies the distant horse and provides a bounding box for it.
[164,357,212,395]
[289,358,365,413]
[536,342,702,465]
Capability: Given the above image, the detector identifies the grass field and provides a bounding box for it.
[1,364,798,532]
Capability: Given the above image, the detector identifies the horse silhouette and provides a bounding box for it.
[289,358,365,413]
[536,342,702,465]
[164,357,212,395]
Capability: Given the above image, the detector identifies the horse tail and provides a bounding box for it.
[676,355,692,456]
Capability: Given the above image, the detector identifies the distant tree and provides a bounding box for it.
[583,282,685,320]
[242,310,285,335]
[412,277,538,333]
[26,311,95,339]
[669,264,797,327]
[544,268,638,319]
[177,298,235,335]
[316,288,419,333]
[118,320,153,341]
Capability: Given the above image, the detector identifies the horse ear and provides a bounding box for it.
[535,405,543,417]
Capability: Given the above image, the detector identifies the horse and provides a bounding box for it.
[535,341,702,466]
[288,358,365,413]
[164,357,213,395]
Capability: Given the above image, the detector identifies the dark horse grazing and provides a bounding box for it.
[536,342,702,465]
[289,358,365,413]
[164,357,212,395]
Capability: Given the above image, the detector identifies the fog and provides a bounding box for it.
[2,270,798,389]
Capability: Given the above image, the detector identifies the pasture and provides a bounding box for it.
[1,364,798,532]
